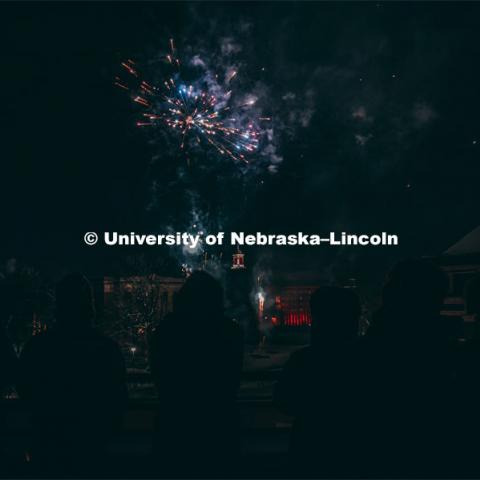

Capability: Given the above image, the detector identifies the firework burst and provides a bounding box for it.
[115,40,270,163]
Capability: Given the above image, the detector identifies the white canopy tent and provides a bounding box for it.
[444,226,480,256]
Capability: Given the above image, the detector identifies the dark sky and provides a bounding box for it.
[1,2,480,287]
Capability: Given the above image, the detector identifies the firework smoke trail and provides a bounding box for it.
[115,40,271,164]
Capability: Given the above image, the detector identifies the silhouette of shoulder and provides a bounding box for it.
[21,326,123,361]
[18,326,126,405]
[274,346,313,415]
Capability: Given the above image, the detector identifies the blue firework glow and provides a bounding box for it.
[115,40,270,163]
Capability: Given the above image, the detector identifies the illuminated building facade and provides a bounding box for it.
[102,275,184,320]
[271,285,319,327]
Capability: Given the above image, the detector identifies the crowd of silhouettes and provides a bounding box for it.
[275,259,463,478]
[0,261,480,477]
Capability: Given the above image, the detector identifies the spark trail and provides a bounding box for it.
[115,40,270,163]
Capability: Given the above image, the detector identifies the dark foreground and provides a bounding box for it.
[2,398,291,478]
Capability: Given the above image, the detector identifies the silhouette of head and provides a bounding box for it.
[382,259,447,330]
[174,271,224,321]
[55,273,95,327]
[310,287,361,345]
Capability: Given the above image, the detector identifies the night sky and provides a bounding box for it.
[2,2,480,290]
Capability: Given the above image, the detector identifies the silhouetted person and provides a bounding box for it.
[360,259,452,477]
[455,273,480,475]
[0,324,17,393]
[0,282,18,392]
[0,325,17,465]
[0,280,18,393]
[17,273,127,475]
[148,271,243,476]
[0,281,18,468]
[275,286,362,477]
